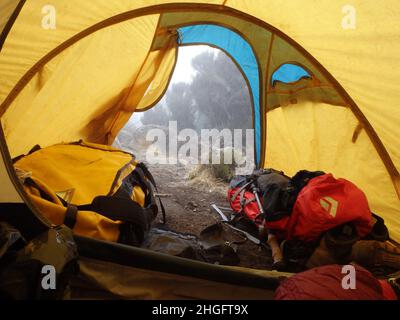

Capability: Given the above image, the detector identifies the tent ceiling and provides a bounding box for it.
[0,1,399,241]
[0,0,21,37]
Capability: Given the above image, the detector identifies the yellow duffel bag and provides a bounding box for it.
[13,141,164,245]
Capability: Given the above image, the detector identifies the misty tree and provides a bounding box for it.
[139,48,252,132]
[141,103,169,127]
[165,82,196,131]
[190,51,252,131]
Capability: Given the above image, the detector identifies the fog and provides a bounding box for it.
[116,46,253,160]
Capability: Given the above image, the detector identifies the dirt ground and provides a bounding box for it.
[147,161,274,270]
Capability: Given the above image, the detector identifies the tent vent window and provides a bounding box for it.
[271,63,311,86]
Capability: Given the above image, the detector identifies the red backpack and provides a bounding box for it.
[228,172,373,242]
[279,174,373,241]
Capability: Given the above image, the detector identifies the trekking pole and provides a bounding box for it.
[250,182,285,270]
[250,183,267,239]
[211,204,261,245]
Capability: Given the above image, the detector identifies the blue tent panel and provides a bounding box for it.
[178,24,261,166]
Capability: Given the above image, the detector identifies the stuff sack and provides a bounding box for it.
[274,264,397,300]
[285,173,373,242]
[14,141,164,246]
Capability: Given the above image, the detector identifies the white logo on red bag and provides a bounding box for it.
[341,265,356,290]
[320,197,339,217]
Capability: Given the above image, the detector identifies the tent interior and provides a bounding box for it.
[0,1,399,299]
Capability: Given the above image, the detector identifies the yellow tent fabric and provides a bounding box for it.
[0,1,399,244]
[0,0,20,35]
[2,15,162,153]
[74,257,285,299]
[0,152,22,203]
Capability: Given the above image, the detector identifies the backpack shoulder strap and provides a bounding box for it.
[136,163,166,224]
